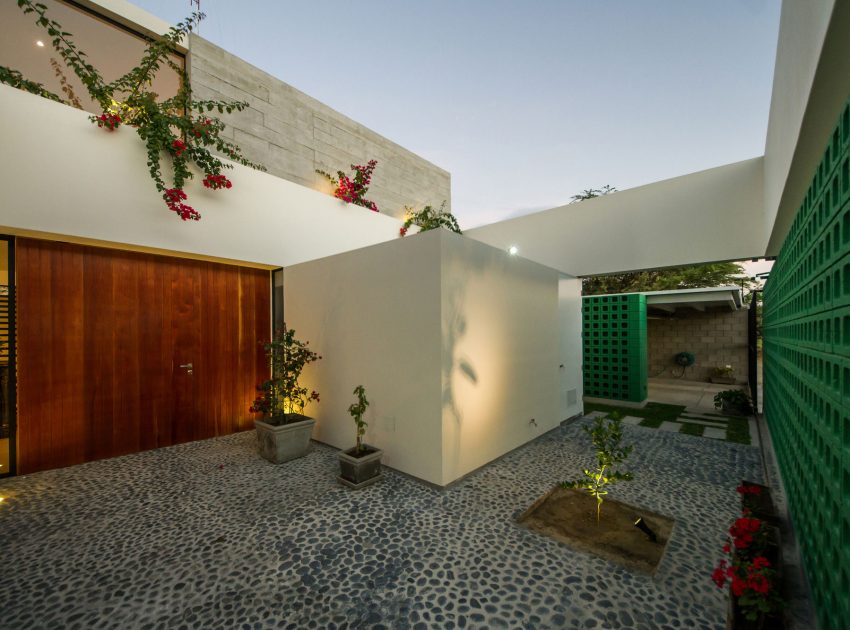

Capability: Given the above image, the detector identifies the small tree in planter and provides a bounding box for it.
[250,324,322,464]
[562,411,634,522]
[337,385,383,489]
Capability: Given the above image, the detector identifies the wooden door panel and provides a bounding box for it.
[16,239,270,474]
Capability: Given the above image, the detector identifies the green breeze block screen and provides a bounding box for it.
[582,294,647,403]
[763,92,850,629]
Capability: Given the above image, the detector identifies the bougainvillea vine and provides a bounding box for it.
[317,160,380,212]
[1,1,265,221]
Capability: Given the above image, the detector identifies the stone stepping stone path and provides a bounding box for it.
[703,427,727,440]
[659,421,683,432]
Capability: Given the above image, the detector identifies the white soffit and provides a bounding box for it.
[642,286,744,313]
[466,158,767,278]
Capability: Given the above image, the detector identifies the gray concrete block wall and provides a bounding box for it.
[647,309,749,383]
[187,36,451,219]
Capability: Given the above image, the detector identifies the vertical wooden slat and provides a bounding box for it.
[82,246,115,461]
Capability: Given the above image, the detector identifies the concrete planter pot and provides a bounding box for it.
[255,414,315,464]
[337,445,383,489]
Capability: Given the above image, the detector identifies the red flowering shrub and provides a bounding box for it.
[317,160,380,212]
[712,494,783,622]
[736,484,762,495]
[3,2,265,223]
[95,111,121,130]
[163,188,200,221]
[203,174,232,190]
[192,118,213,139]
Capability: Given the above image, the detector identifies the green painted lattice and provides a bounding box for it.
[582,293,647,402]
[763,93,850,630]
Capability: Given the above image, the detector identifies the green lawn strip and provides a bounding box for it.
[679,423,705,437]
[584,401,686,424]
[679,414,729,423]
[639,417,664,428]
[725,416,751,445]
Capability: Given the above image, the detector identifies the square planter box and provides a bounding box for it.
[517,486,675,574]
[338,445,383,489]
[255,414,315,464]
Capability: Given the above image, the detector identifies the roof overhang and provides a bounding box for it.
[643,286,744,314]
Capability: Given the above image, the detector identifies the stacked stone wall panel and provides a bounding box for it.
[647,309,749,382]
[188,36,451,219]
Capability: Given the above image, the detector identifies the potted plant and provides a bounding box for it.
[712,491,784,628]
[250,324,322,464]
[337,385,383,489]
[711,365,737,385]
[714,389,754,415]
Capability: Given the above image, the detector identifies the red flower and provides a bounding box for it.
[163,189,200,221]
[399,226,408,237]
[730,517,761,537]
[722,543,731,554]
[171,139,187,157]
[733,533,753,550]
[752,556,770,569]
[730,575,747,597]
[712,561,728,588]
[737,484,762,495]
[192,118,213,138]
[164,188,187,203]
[203,174,232,190]
[748,572,770,594]
[96,112,122,131]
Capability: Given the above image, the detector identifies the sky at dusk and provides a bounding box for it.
[131,0,782,230]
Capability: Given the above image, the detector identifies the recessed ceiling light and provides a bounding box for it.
[508,245,518,256]
[36,40,45,47]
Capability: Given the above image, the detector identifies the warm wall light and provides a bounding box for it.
[36,40,45,47]
[508,245,518,256]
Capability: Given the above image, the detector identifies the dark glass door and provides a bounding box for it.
[0,236,15,477]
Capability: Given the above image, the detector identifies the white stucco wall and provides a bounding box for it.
[0,84,403,268]
[283,233,444,484]
[466,157,766,277]
[439,232,560,484]
[558,276,584,421]
[283,230,563,486]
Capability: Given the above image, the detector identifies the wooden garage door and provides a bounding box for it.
[16,238,270,474]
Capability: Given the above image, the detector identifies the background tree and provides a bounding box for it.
[571,186,754,295]
[570,184,617,203]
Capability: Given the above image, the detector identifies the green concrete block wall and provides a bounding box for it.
[582,294,647,402]
[763,93,850,629]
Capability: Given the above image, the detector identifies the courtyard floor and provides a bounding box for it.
[0,418,763,629]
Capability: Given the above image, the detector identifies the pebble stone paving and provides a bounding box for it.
[0,417,763,629]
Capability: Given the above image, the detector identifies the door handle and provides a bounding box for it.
[179,363,193,369]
